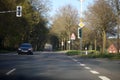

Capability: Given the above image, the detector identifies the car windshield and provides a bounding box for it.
[21,44,32,47]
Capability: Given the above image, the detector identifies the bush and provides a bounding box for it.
[66,50,81,56]
[80,53,120,59]
[88,50,100,54]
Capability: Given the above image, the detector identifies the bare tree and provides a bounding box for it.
[30,0,51,17]
[108,0,120,53]
[84,0,116,53]
[50,4,79,50]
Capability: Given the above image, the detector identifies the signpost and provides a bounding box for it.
[61,41,64,50]
[78,21,84,51]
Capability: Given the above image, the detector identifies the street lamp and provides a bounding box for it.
[80,0,83,18]
[78,0,85,51]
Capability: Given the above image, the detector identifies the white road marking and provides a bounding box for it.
[72,59,78,62]
[84,67,91,70]
[99,76,111,80]
[80,63,86,66]
[70,58,111,80]
[6,68,16,75]
[90,70,100,74]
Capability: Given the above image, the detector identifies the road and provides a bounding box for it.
[0,51,120,80]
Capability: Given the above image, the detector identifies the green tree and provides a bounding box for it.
[0,0,50,51]
[30,17,49,51]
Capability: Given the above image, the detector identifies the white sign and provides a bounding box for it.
[68,41,71,44]
[71,33,76,40]
[61,41,64,46]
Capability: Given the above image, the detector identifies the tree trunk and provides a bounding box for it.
[117,25,120,53]
[94,39,97,51]
[102,31,106,54]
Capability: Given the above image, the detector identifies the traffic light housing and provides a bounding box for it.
[78,28,82,38]
[16,6,22,17]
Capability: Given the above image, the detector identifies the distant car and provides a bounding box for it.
[17,43,33,55]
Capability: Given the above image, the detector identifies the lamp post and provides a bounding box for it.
[78,0,84,51]
[80,0,83,18]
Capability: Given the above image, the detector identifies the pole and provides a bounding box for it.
[0,10,16,13]
[80,0,83,51]
[117,25,120,53]
[71,40,73,50]
[80,0,83,18]
[80,29,82,51]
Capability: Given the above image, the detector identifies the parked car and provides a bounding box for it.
[17,43,33,55]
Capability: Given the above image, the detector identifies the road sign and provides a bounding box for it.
[79,21,84,28]
[71,33,76,40]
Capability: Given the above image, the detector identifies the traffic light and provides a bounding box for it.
[16,6,22,17]
[78,28,82,38]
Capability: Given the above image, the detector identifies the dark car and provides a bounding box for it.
[17,43,33,55]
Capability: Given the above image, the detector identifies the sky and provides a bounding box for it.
[50,0,94,16]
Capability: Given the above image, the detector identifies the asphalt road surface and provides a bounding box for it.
[0,51,120,80]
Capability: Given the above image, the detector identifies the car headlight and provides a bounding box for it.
[18,48,21,50]
[28,48,33,51]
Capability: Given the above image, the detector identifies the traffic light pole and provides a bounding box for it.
[78,28,82,51]
[0,6,22,17]
[78,0,84,51]
[80,29,82,51]
[0,10,16,13]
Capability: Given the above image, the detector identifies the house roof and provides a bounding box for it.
[111,43,120,49]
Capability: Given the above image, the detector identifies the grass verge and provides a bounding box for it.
[66,50,81,56]
[66,50,120,59]
[0,50,14,53]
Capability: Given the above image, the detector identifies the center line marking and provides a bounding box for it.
[80,63,86,66]
[73,59,78,62]
[6,68,16,75]
[90,70,100,74]
[99,76,111,80]
[84,67,91,70]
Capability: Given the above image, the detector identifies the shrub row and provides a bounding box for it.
[66,50,81,56]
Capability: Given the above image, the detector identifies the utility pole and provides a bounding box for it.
[117,24,120,53]
[78,0,85,51]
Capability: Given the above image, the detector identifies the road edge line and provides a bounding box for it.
[6,68,16,75]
